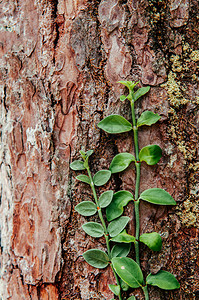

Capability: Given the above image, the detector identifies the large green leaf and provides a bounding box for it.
[111,243,131,258]
[97,115,133,134]
[70,160,86,170]
[98,190,114,208]
[106,191,134,221]
[76,174,91,185]
[108,284,120,296]
[109,153,135,173]
[108,216,130,237]
[111,230,135,243]
[83,249,109,269]
[139,232,162,251]
[75,201,97,216]
[139,145,162,165]
[146,270,180,290]
[82,222,104,238]
[112,257,144,288]
[137,111,161,127]
[133,86,150,101]
[139,188,176,205]
[93,170,111,186]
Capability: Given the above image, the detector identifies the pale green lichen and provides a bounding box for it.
[190,50,199,62]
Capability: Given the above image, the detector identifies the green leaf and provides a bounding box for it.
[139,232,162,251]
[110,153,135,173]
[70,160,86,170]
[75,201,97,216]
[111,243,131,258]
[146,270,180,290]
[111,230,135,243]
[120,280,130,291]
[127,296,136,300]
[93,170,111,186]
[112,257,144,288]
[86,150,93,157]
[133,86,150,101]
[108,284,120,296]
[137,111,161,127]
[108,216,130,237]
[139,188,176,205]
[117,80,139,91]
[120,95,126,101]
[76,174,91,185]
[83,249,109,269]
[98,190,114,208]
[82,222,104,238]
[139,145,162,165]
[97,115,133,134]
[106,191,133,221]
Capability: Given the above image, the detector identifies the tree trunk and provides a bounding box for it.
[0,0,198,299]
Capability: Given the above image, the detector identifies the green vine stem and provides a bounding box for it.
[142,285,149,300]
[86,163,123,300]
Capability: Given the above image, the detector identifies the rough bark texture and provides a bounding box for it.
[0,0,198,299]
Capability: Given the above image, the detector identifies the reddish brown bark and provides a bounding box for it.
[0,0,198,299]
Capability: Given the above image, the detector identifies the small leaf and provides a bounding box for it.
[75,201,97,216]
[106,191,133,221]
[108,216,130,237]
[98,115,133,134]
[108,284,120,296]
[76,174,91,185]
[120,95,126,101]
[70,160,86,170]
[82,222,104,238]
[134,86,150,101]
[146,270,180,290]
[111,243,131,258]
[139,145,162,165]
[127,296,136,300]
[112,257,144,288]
[137,111,161,127]
[86,150,94,157]
[93,170,111,186]
[99,190,114,208]
[83,249,109,269]
[110,153,135,173]
[117,80,139,91]
[120,280,130,291]
[111,230,135,243]
[139,232,162,251]
[139,188,176,205]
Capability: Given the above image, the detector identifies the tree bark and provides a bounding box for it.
[0,0,198,299]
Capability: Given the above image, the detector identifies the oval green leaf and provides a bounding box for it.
[111,230,135,243]
[139,145,162,165]
[97,115,133,134]
[137,111,161,127]
[110,153,135,174]
[127,296,136,300]
[112,257,144,288]
[111,243,131,258]
[120,95,126,101]
[76,174,91,185]
[98,190,114,208]
[139,232,162,251]
[139,188,176,205]
[146,270,180,290]
[70,160,86,170]
[82,222,104,238]
[93,170,111,186]
[83,249,109,269]
[106,191,134,221]
[75,201,97,216]
[133,86,150,101]
[108,284,120,296]
[108,216,130,237]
